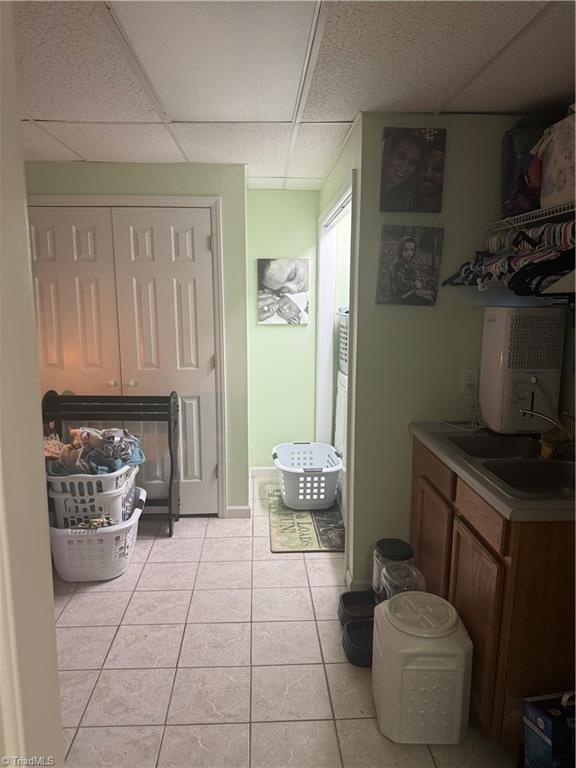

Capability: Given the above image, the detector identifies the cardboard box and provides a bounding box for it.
[523,692,575,768]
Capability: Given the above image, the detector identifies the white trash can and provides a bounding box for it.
[372,592,472,745]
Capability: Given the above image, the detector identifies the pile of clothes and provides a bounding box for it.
[44,426,145,476]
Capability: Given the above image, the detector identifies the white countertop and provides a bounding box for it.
[409,422,575,523]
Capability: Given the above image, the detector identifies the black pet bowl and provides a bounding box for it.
[342,619,374,667]
[338,589,375,626]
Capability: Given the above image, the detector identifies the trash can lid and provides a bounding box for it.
[374,538,413,562]
[385,592,458,638]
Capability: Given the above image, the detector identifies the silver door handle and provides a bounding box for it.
[107,379,119,388]
[126,379,138,387]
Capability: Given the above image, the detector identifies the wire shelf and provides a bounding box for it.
[486,201,575,233]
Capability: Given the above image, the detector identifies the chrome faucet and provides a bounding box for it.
[519,409,565,432]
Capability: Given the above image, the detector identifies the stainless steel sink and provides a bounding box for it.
[447,433,540,459]
[482,460,575,495]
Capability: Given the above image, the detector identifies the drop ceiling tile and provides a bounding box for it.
[14,1,160,121]
[302,1,547,121]
[21,121,80,161]
[448,2,575,112]
[288,123,351,178]
[112,1,316,121]
[39,123,183,163]
[172,123,293,176]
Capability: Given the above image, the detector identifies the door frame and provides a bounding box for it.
[28,195,227,518]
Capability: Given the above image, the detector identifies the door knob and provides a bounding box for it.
[126,379,138,387]
[107,379,119,388]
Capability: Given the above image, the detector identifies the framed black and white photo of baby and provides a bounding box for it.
[380,127,447,213]
[257,258,310,325]
[375,224,444,306]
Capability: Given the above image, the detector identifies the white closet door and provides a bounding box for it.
[112,207,218,515]
[29,207,121,395]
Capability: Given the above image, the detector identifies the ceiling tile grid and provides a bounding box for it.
[14,1,160,122]
[21,121,81,162]
[287,123,352,179]
[38,123,184,163]
[172,123,294,176]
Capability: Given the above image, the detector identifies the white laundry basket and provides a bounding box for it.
[50,487,146,582]
[337,307,349,375]
[272,442,342,511]
[48,466,139,529]
[372,592,472,745]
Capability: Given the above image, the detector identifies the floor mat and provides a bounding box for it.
[268,485,345,553]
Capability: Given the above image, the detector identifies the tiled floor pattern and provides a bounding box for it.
[53,478,516,767]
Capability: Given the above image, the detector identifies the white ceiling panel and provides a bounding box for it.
[448,2,575,112]
[21,121,80,161]
[303,1,547,121]
[39,123,184,163]
[172,123,293,176]
[112,1,316,122]
[288,123,351,178]
[14,2,160,122]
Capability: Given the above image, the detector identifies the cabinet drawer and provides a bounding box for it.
[413,440,456,501]
[455,480,508,555]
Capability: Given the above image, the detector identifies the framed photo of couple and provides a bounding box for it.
[380,127,447,213]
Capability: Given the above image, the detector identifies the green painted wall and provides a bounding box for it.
[350,113,517,582]
[247,189,319,466]
[24,161,249,508]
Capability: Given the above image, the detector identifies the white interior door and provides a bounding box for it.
[29,207,121,395]
[112,207,218,515]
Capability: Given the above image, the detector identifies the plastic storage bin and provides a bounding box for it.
[337,308,349,375]
[380,563,426,599]
[272,442,342,511]
[48,466,139,529]
[50,487,146,582]
[372,539,414,602]
[372,592,472,744]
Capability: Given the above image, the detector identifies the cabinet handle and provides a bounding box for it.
[107,379,119,388]
[126,379,138,387]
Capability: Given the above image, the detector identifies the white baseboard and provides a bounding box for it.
[347,571,371,591]
[250,466,277,479]
[224,505,251,519]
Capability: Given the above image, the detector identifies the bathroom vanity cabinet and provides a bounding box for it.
[410,437,574,755]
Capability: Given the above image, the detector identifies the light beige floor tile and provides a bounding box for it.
[54,593,73,621]
[194,561,252,590]
[251,498,269,517]
[148,537,203,562]
[63,728,76,757]
[66,725,163,768]
[187,589,252,623]
[53,573,78,595]
[252,560,308,588]
[123,590,192,625]
[82,668,175,726]
[317,620,347,663]
[131,538,154,563]
[252,588,314,622]
[104,624,184,668]
[311,586,343,620]
[429,723,516,767]
[251,721,342,768]
[252,480,277,501]
[325,663,376,719]
[251,664,332,722]
[137,520,160,538]
[56,626,116,670]
[253,537,304,560]
[57,592,131,627]
[179,623,250,667]
[167,667,250,725]
[172,517,209,538]
[75,561,144,593]
[158,724,249,768]
[206,518,253,538]
[337,719,435,767]
[201,537,252,562]
[304,551,345,560]
[305,558,346,587]
[58,670,99,727]
[137,562,198,591]
[252,516,270,537]
[251,621,321,666]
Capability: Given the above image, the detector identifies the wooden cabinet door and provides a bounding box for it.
[449,517,504,730]
[413,476,453,598]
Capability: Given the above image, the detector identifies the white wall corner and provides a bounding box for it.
[225,505,251,519]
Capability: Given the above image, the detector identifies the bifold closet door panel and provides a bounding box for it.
[112,207,218,515]
[29,207,122,395]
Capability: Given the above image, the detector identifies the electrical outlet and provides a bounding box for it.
[460,368,478,395]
